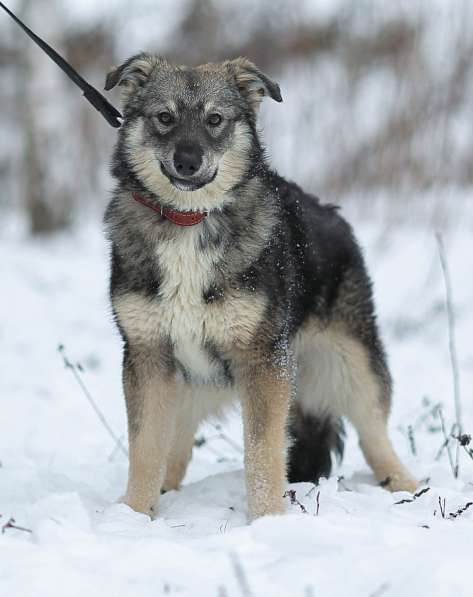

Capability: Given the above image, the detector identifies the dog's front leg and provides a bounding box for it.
[239,362,291,520]
[122,345,177,517]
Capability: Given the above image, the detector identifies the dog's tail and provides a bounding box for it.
[287,404,344,483]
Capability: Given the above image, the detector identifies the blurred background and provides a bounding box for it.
[1,0,472,233]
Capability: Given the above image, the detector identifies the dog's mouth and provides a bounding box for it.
[160,163,217,192]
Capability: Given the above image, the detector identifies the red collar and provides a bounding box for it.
[132,192,208,226]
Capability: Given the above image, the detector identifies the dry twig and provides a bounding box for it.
[436,408,457,477]
[448,501,473,520]
[58,344,128,458]
[394,486,430,505]
[435,233,462,430]
[283,489,308,514]
[435,233,462,477]
[1,516,32,534]
[436,496,447,519]
[407,425,417,456]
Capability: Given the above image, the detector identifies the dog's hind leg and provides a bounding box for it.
[163,384,236,492]
[328,327,418,492]
[163,432,195,493]
[163,386,198,492]
[292,321,417,492]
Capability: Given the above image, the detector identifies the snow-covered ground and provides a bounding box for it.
[1,192,472,597]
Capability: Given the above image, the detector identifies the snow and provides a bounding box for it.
[1,193,473,596]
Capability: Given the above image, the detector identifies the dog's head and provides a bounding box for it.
[106,54,282,211]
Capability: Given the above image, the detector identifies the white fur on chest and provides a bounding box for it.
[113,228,267,379]
[156,228,214,338]
[156,228,219,380]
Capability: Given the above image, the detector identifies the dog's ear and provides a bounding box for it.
[104,53,158,96]
[226,57,282,110]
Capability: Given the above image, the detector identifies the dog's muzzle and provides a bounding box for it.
[160,162,217,192]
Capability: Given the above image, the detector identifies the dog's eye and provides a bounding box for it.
[207,113,222,126]
[157,111,174,125]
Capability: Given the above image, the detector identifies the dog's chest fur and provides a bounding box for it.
[157,228,223,383]
[115,225,267,384]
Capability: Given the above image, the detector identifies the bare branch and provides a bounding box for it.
[283,490,307,514]
[436,408,457,478]
[407,425,417,456]
[437,496,446,519]
[58,344,128,458]
[1,517,32,534]
[394,486,431,505]
[435,232,462,431]
[451,432,473,461]
[449,501,473,520]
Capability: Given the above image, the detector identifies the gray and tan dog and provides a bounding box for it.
[104,53,417,520]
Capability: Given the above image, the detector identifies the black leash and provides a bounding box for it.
[0,1,122,128]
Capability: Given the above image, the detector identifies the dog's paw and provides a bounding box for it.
[248,495,286,521]
[118,494,157,518]
[381,472,419,493]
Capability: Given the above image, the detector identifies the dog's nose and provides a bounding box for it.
[173,144,203,177]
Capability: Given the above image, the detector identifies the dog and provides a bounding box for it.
[104,53,418,520]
